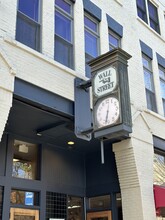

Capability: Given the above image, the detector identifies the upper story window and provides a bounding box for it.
[109,30,121,51]
[148,1,160,34]
[136,0,160,34]
[16,0,40,51]
[136,0,148,23]
[142,54,157,112]
[159,66,165,116]
[54,0,74,69]
[84,14,99,78]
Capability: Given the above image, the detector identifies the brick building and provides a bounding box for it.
[0,0,165,220]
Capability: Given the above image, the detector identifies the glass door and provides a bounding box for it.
[87,211,112,220]
[10,208,39,220]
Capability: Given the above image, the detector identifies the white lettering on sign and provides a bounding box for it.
[94,66,117,97]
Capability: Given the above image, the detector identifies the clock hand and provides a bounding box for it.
[105,102,110,123]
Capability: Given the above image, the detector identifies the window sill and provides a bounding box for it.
[114,0,123,6]
[137,17,165,43]
[144,108,165,122]
[3,36,87,81]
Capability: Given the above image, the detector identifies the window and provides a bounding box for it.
[159,66,165,116]
[154,150,165,186]
[148,1,160,34]
[84,14,99,78]
[142,54,157,112]
[16,0,40,51]
[12,140,39,180]
[136,0,160,34]
[54,0,74,69]
[136,0,148,23]
[88,195,111,210]
[109,31,121,51]
[46,192,84,220]
[10,189,39,206]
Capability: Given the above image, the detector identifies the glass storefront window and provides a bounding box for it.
[116,193,123,220]
[89,195,111,210]
[10,189,39,206]
[154,151,165,185]
[12,140,39,180]
[68,196,84,220]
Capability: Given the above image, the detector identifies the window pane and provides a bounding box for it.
[16,13,40,51]
[68,196,83,220]
[142,57,151,70]
[148,1,157,20]
[55,36,73,69]
[10,189,39,206]
[159,68,165,81]
[116,193,123,220]
[137,0,146,9]
[55,0,71,14]
[144,70,153,91]
[146,89,157,112]
[154,152,165,185]
[84,16,97,32]
[55,11,71,42]
[46,192,67,219]
[18,0,39,22]
[12,140,39,180]
[160,80,165,99]
[85,31,98,58]
[89,195,111,210]
[109,34,119,47]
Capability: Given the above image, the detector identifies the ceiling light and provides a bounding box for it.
[37,133,42,136]
[68,141,75,145]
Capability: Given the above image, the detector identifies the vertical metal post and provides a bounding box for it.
[100,139,104,164]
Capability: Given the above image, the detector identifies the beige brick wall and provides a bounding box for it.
[0,0,165,220]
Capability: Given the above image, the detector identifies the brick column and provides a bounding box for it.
[0,42,16,141]
[113,113,157,220]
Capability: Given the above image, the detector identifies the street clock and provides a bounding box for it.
[89,48,132,141]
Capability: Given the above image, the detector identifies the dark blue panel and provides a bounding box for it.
[156,53,165,68]
[14,78,74,117]
[106,14,123,37]
[74,78,92,141]
[83,0,101,21]
[43,145,85,196]
[86,145,120,196]
[140,40,153,59]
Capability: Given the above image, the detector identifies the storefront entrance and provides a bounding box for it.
[10,208,39,220]
[87,211,112,220]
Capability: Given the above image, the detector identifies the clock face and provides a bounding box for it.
[95,97,120,128]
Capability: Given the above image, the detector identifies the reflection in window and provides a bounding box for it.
[84,14,99,78]
[89,195,111,210]
[68,196,84,220]
[12,140,39,180]
[10,189,39,206]
[154,151,165,185]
